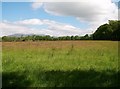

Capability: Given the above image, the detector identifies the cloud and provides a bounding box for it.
[118,1,120,19]
[0,22,33,36]
[31,2,43,10]
[44,0,118,23]
[1,19,92,37]
[32,0,118,30]
[15,19,43,25]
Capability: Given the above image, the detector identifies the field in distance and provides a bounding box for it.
[2,41,119,87]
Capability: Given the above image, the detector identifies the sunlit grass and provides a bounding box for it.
[2,41,119,87]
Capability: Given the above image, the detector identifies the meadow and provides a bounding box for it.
[2,41,119,87]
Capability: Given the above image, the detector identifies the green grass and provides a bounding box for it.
[2,41,119,87]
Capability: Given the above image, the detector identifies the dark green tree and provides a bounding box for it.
[93,24,113,40]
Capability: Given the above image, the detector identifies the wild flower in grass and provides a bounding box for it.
[67,44,74,55]
[48,47,56,58]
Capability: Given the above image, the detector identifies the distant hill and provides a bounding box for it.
[8,33,45,37]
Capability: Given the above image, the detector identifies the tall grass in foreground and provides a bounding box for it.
[2,41,119,87]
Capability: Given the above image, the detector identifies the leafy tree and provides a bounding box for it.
[93,24,113,40]
[111,21,120,40]
[93,20,120,40]
[71,36,74,40]
[74,35,80,40]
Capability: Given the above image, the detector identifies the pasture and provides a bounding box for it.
[2,41,119,87]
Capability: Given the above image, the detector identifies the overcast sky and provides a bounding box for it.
[0,0,119,36]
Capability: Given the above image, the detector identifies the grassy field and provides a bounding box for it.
[2,41,119,87]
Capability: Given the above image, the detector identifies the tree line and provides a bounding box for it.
[1,20,120,42]
[1,35,92,42]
